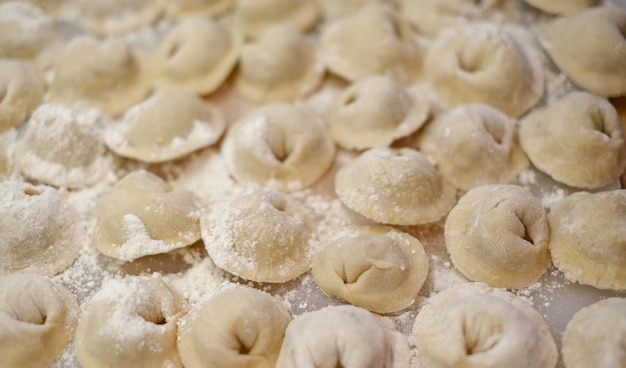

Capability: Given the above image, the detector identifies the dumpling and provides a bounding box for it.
[91,170,201,262]
[0,180,82,276]
[178,285,291,368]
[413,283,557,368]
[0,128,15,179]
[222,103,336,191]
[67,0,165,36]
[424,23,544,117]
[105,88,226,163]
[547,190,626,290]
[444,185,551,289]
[165,0,234,19]
[311,226,428,314]
[519,92,625,189]
[234,0,319,40]
[523,0,599,15]
[335,147,457,226]
[329,76,430,150]
[417,103,528,191]
[0,273,78,368]
[201,187,313,283]
[75,277,184,368]
[0,59,45,132]
[317,0,390,20]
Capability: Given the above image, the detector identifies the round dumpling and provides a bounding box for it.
[548,190,626,290]
[523,0,599,15]
[91,170,201,262]
[417,103,528,191]
[222,103,336,191]
[424,23,544,117]
[165,0,234,18]
[311,226,428,314]
[201,187,313,283]
[519,92,625,189]
[178,285,291,368]
[67,0,165,36]
[234,0,319,40]
[0,273,78,368]
[0,59,45,132]
[75,277,184,368]
[445,185,551,289]
[335,147,457,226]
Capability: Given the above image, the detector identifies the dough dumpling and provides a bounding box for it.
[445,185,551,289]
[0,128,15,179]
[0,59,45,132]
[519,92,625,189]
[234,0,319,40]
[311,226,428,314]
[548,190,626,290]
[166,0,234,19]
[523,0,599,15]
[317,0,390,20]
[335,147,456,225]
[68,0,165,36]
[178,286,291,368]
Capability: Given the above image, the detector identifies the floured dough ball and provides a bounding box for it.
[0,273,78,368]
[91,170,201,262]
[105,88,226,163]
[329,76,430,150]
[234,0,319,40]
[165,0,234,19]
[76,277,184,368]
[562,297,626,368]
[178,285,291,368]
[222,103,335,191]
[311,226,428,314]
[0,59,44,132]
[548,190,626,290]
[424,23,544,117]
[317,0,390,20]
[68,0,165,36]
[0,128,15,179]
[335,147,456,225]
[523,0,599,15]
[417,103,528,191]
[445,185,550,289]
[413,283,557,368]
[201,187,313,283]
[519,92,625,189]
[0,181,82,276]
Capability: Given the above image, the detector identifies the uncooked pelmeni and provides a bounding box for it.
[201,187,313,283]
[105,88,226,163]
[523,0,599,15]
[178,285,291,368]
[519,92,625,189]
[222,103,336,191]
[424,23,544,117]
[548,190,626,290]
[417,103,528,191]
[413,283,557,368]
[335,147,456,226]
[311,226,428,314]
[91,170,201,262]
[234,0,319,40]
[75,277,184,368]
[445,185,550,289]
[0,273,78,368]
[165,0,234,19]
[0,59,44,132]
[68,0,165,36]
[0,129,15,179]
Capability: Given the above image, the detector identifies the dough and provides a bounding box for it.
[0,128,15,179]
[335,147,457,225]
[0,59,45,132]
[178,285,291,368]
[311,226,428,314]
[523,0,599,15]
[234,0,319,40]
[445,184,551,289]
[548,190,626,290]
[519,91,625,189]
[317,0,390,20]
[165,0,234,19]
[0,273,78,368]
[68,0,165,36]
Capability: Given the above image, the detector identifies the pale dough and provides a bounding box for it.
[523,0,599,15]
[68,0,165,36]
[0,128,14,179]
[234,0,319,40]
[0,59,45,132]
[165,0,234,19]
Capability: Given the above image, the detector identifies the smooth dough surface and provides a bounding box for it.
[165,0,234,18]
[234,0,319,40]
[68,0,165,36]
[0,59,45,132]
[0,128,15,179]
[317,0,390,20]
[523,0,599,15]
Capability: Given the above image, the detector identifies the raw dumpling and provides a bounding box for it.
[0,180,82,276]
[165,0,234,19]
[317,0,390,20]
[417,103,528,191]
[335,147,457,225]
[548,190,626,290]
[0,273,78,368]
[178,285,291,368]
[105,88,226,163]
[523,0,599,15]
[329,76,430,150]
[519,92,625,189]
[201,187,313,283]
[445,185,551,289]
[222,103,336,191]
[75,277,184,368]
[424,23,544,117]
[311,226,428,314]
[234,0,319,40]
[0,129,15,179]
[0,59,45,132]
[91,170,201,262]
[413,283,557,368]
[68,0,165,36]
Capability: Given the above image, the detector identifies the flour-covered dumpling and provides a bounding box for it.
[68,0,165,36]
[523,0,599,15]
[234,0,319,40]
[335,147,456,225]
[76,277,184,368]
[178,286,291,368]
[91,170,201,262]
[0,273,78,368]
[0,59,44,132]
[519,92,625,189]
[166,0,234,18]
[417,103,528,191]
